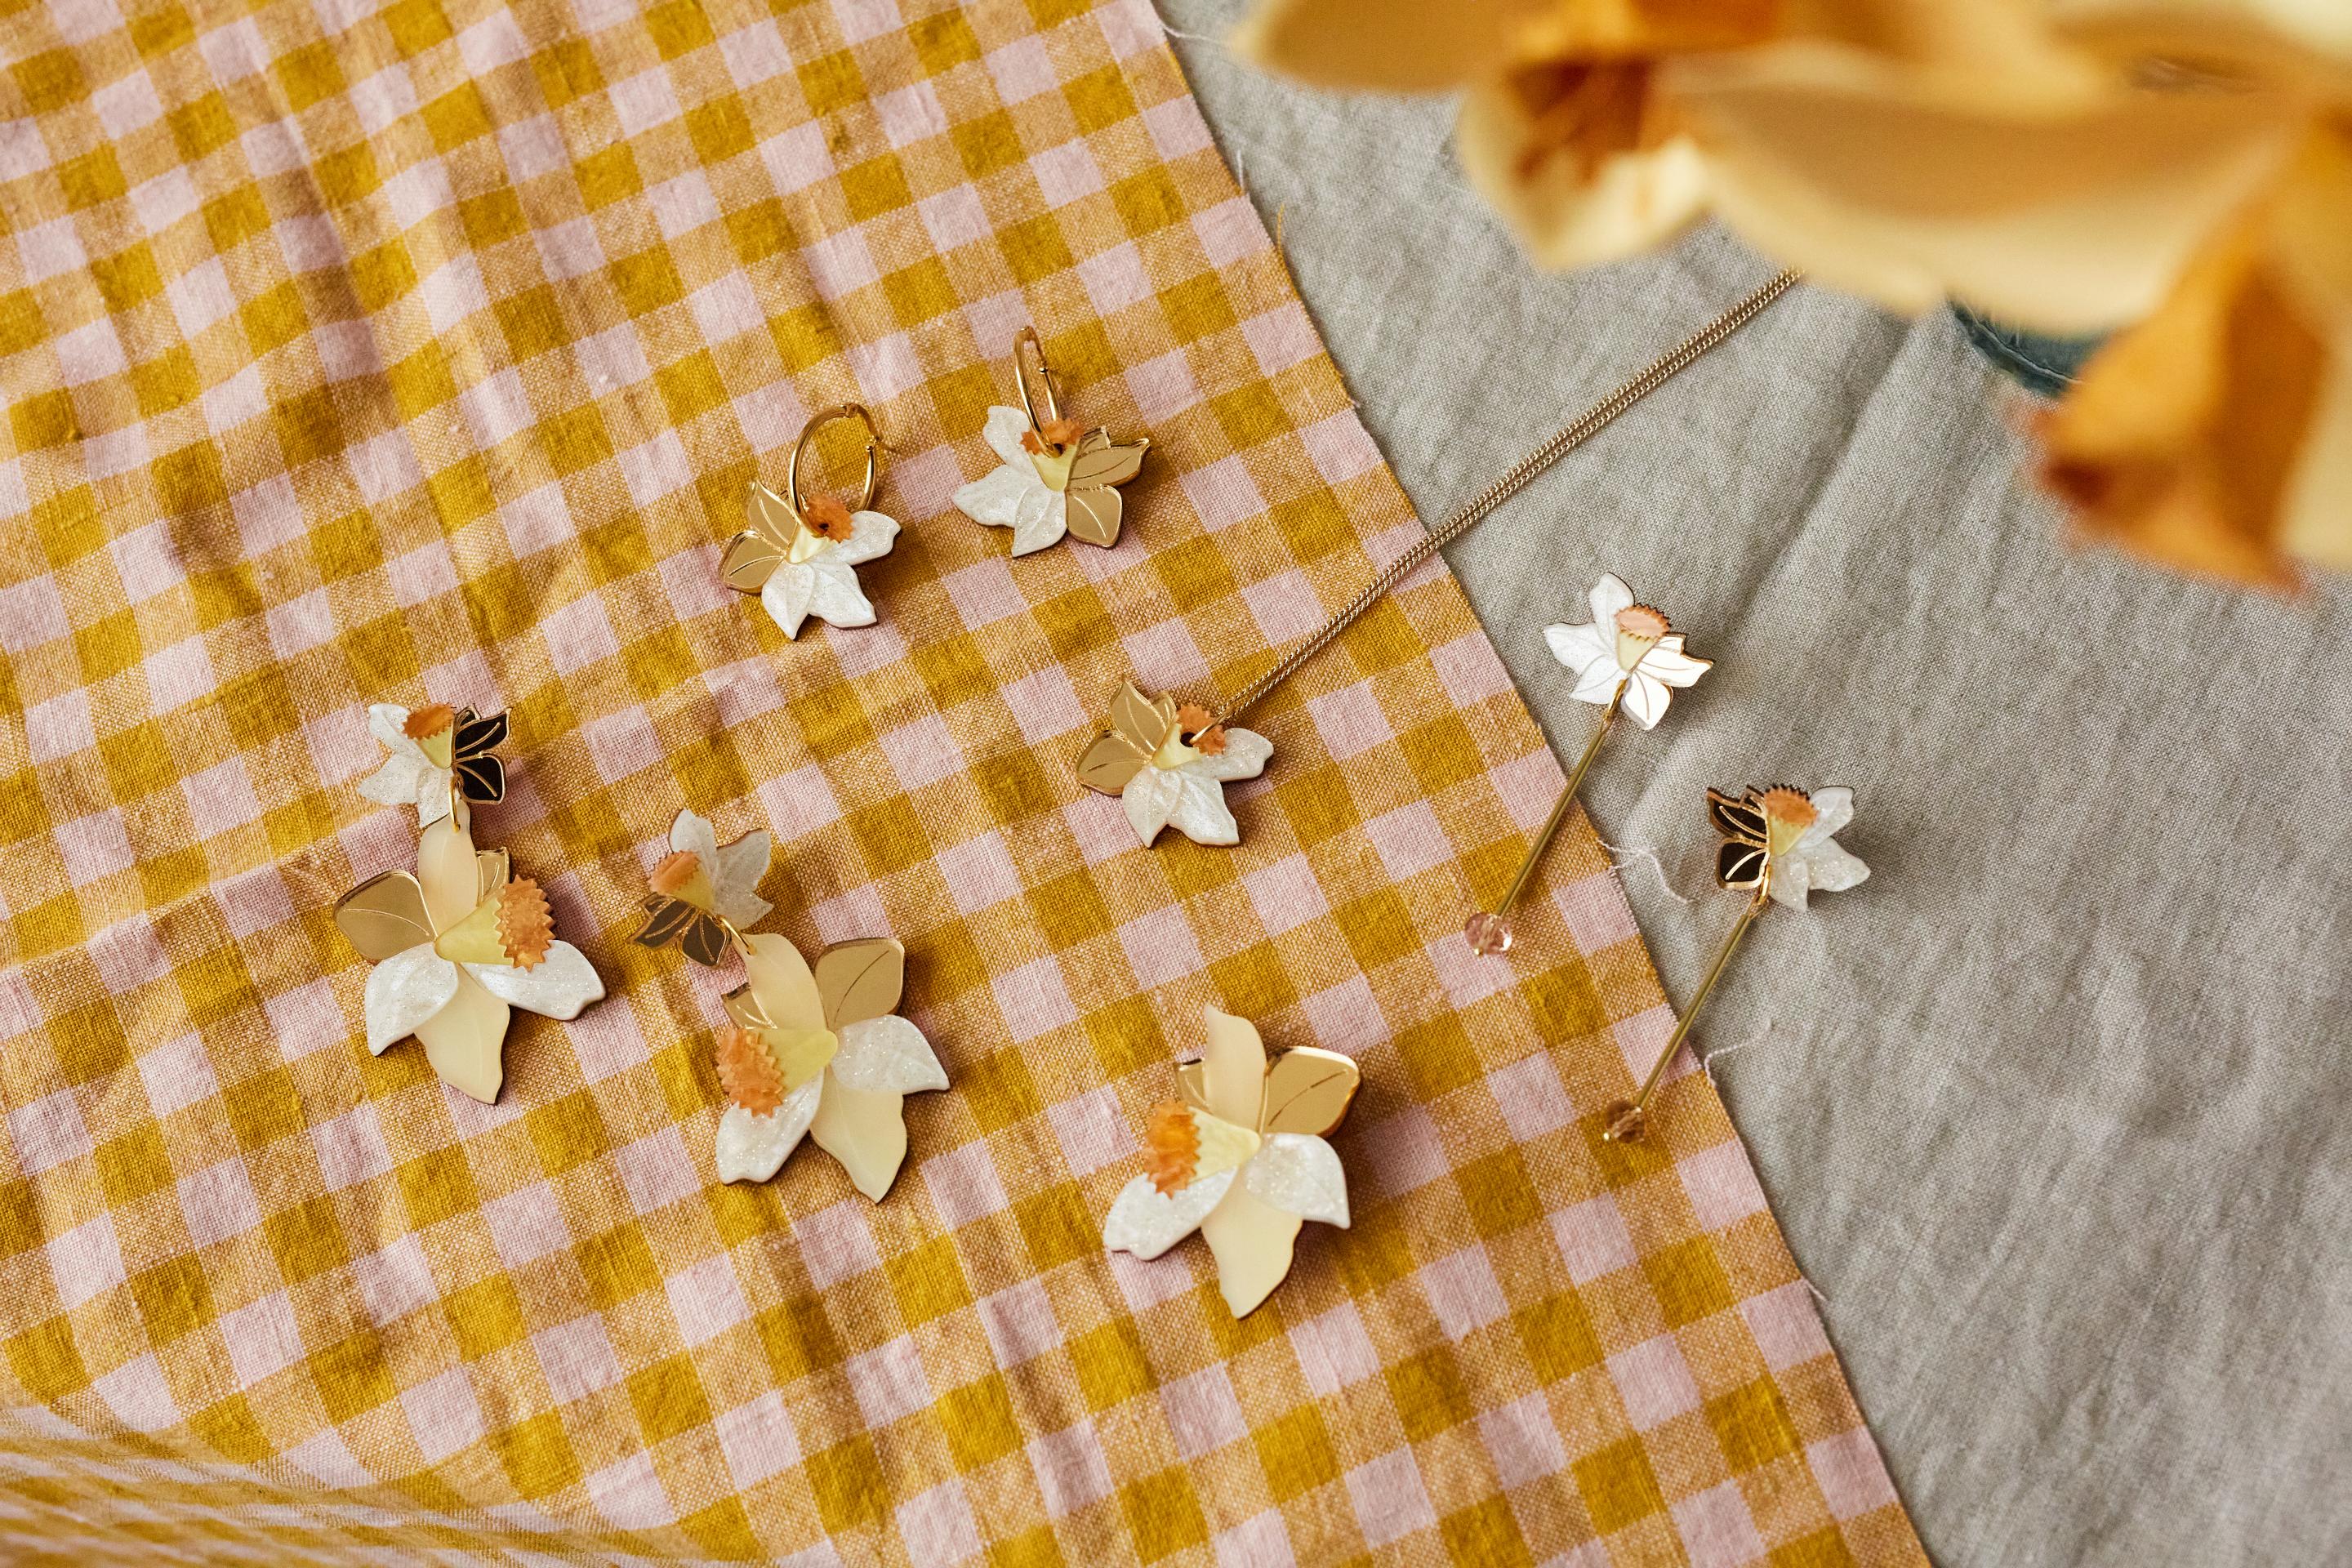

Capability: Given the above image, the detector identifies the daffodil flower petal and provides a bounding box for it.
[671,808,719,870]
[1544,619,1614,679]
[1120,765,1186,846]
[829,510,901,568]
[1619,669,1673,729]
[1164,771,1242,846]
[1191,728,1273,782]
[1587,572,1635,626]
[365,946,461,1054]
[808,1072,910,1201]
[982,404,1034,468]
[1641,636,1712,687]
[715,1080,823,1183]
[760,564,817,639]
[712,830,773,930]
[831,1015,947,1095]
[466,942,604,1019]
[1244,1133,1350,1227]
[1803,786,1855,843]
[804,558,877,628]
[1102,1168,1236,1259]
[1200,1184,1304,1318]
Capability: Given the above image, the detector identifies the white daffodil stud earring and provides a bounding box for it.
[1466,572,1713,956]
[338,708,604,1102]
[955,326,1147,555]
[723,403,901,639]
[359,702,509,829]
[1077,683,1273,847]
[1604,784,1868,1143]
[633,809,946,1200]
[1103,1007,1359,1316]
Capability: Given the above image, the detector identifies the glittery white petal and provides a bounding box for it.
[1544,620,1613,683]
[1569,655,1628,706]
[1244,1134,1349,1227]
[1008,487,1066,555]
[715,1079,822,1183]
[466,942,604,1019]
[368,705,421,758]
[1795,838,1869,900]
[982,404,1034,468]
[828,510,899,568]
[1620,667,1673,729]
[1102,1168,1236,1259]
[760,564,817,639]
[1192,727,1272,782]
[713,831,773,929]
[1121,765,1185,846]
[1588,572,1634,626]
[831,1015,947,1095]
[1164,771,1241,846]
[954,462,1045,535]
[804,557,877,628]
[671,808,720,868]
[1639,637,1712,688]
[1803,786,1855,844]
[365,946,460,1054]
[357,752,428,808]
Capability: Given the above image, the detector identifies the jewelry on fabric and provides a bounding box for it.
[1079,270,1799,849]
[723,403,902,639]
[635,809,946,1199]
[337,704,606,1104]
[955,326,1152,555]
[1603,782,1868,1143]
[1464,572,1713,955]
[1102,1006,1361,1317]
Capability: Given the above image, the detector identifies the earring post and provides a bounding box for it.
[1604,880,1769,1143]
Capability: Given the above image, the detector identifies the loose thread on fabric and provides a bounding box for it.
[1597,836,1698,906]
[1215,270,1801,727]
[1699,1018,1771,1085]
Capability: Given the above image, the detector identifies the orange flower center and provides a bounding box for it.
[802,493,855,542]
[1144,1102,1200,1195]
[717,1025,785,1116]
[1757,786,1816,855]
[403,703,455,742]
[1613,604,1670,667]
[496,879,554,969]
[1022,417,1085,454]
[649,850,715,911]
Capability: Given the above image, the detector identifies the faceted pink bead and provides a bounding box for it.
[1463,912,1513,956]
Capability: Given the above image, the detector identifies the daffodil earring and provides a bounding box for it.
[1465,572,1713,956]
[633,809,946,1200]
[337,706,605,1103]
[723,403,901,639]
[1102,1007,1359,1316]
[1604,784,1869,1143]
[954,327,1148,555]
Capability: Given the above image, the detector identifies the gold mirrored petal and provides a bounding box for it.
[1110,681,1176,753]
[1076,732,1150,796]
[816,938,905,1028]
[1064,486,1125,547]
[722,983,773,1031]
[1260,1046,1361,1137]
[1068,433,1147,491]
[474,849,510,906]
[720,529,785,593]
[336,871,434,961]
[1175,1060,1211,1112]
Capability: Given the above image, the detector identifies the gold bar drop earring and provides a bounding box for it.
[1604,783,1869,1143]
[1464,572,1711,956]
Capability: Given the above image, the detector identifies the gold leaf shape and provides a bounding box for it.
[1069,430,1147,490]
[336,871,434,961]
[475,849,510,906]
[1076,733,1150,796]
[1109,681,1175,754]
[1175,1060,1212,1113]
[1065,485,1125,547]
[817,938,905,1028]
[1261,1047,1361,1137]
[720,528,784,593]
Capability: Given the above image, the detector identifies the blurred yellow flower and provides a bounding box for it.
[1233,0,2352,584]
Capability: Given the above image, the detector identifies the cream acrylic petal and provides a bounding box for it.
[715,1080,823,1184]
[982,404,1034,468]
[808,1071,910,1201]
[1191,727,1273,782]
[828,510,901,568]
[1244,1134,1350,1227]
[804,558,878,628]
[830,1015,948,1095]
[1162,771,1242,846]
[1199,1184,1304,1318]
[364,945,460,1055]
[1120,765,1185,846]
[466,942,605,1019]
[415,969,512,1104]
[1102,1168,1236,1259]
[742,933,826,1033]
[1200,1006,1267,1129]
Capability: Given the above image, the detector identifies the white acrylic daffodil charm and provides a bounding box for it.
[1709,785,1869,911]
[633,809,773,964]
[357,703,509,827]
[1076,683,1273,848]
[711,935,946,1200]
[1544,572,1713,729]
[336,813,604,1102]
[955,405,1148,555]
[1103,1008,1361,1316]
[723,482,900,639]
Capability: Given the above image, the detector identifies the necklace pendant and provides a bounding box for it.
[1077,681,1273,849]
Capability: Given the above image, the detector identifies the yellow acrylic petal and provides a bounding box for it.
[1200,1007,1267,1131]
[766,1026,840,1094]
[742,931,825,1033]
[1232,0,1543,92]
[1458,74,1711,272]
[418,813,479,933]
[414,966,510,1104]
[808,1072,908,1201]
[1199,1182,1303,1318]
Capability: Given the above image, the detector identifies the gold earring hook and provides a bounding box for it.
[1013,326,1064,433]
[787,403,883,517]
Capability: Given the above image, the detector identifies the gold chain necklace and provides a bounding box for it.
[1076,270,1801,851]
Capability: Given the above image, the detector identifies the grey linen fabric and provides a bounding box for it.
[1155,6,2352,1565]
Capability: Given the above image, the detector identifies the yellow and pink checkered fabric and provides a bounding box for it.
[0,0,1927,1561]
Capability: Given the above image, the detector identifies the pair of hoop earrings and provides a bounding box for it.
[719,331,1152,640]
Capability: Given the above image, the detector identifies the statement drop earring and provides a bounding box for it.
[955,327,1149,555]
[723,403,901,639]
[635,809,946,1200]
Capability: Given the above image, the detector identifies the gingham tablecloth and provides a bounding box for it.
[0,0,1925,1561]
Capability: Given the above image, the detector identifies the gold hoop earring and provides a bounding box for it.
[954,327,1148,555]
[722,403,901,640]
